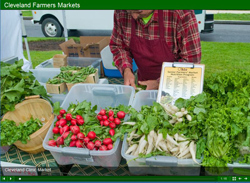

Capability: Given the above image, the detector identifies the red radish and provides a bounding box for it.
[114,118,121,125]
[71,119,77,126]
[52,127,60,134]
[109,116,114,122]
[109,129,115,136]
[69,140,76,147]
[48,140,57,146]
[117,111,126,119]
[60,109,66,115]
[71,126,80,135]
[66,113,72,121]
[71,134,78,141]
[108,110,114,117]
[56,121,60,127]
[57,114,62,120]
[94,140,102,147]
[62,131,70,139]
[77,132,85,139]
[103,138,113,145]
[99,109,106,116]
[94,146,99,150]
[76,140,84,148]
[60,126,69,135]
[77,119,85,126]
[84,137,90,143]
[59,128,64,135]
[109,123,116,129]
[107,144,113,150]
[103,120,109,126]
[87,141,95,150]
[87,131,96,139]
[76,115,83,120]
[62,125,70,132]
[97,115,103,121]
[59,118,67,127]
[100,120,104,126]
[99,145,107,151]
[69,125,74,131]
[56,136,64,145]
[102,115,108,120]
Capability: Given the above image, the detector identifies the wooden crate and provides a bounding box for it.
[46,83,66,94]
[85,69,99,83]
[53,54,67,68]
[2,96,54,154]
[65,70,99,91]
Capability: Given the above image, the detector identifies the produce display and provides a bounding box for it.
[1,118,43,146]
[0,60,52,115]
[48,101,129,151]
[2,59,249,176]
[123,102,198,164]
[47,66,97,84]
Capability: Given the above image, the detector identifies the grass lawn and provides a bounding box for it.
[214,13,250,21]
[201,42,250,78]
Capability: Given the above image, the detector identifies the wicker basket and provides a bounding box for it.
[2,95,54,154]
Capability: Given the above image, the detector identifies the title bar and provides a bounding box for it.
[1,0,249,10]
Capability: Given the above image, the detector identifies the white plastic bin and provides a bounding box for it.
[205,162,250,176]
[121,90,201,175]
[35,58,102,76]
[43,84,135,168]
[30,68,61,83]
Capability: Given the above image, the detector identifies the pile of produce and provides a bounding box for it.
[1,118,43,146]
[0,60,51,115]
[171,70,250,174]
[48,101,130,151]
[47,66,97,84]
[121,102,198,164]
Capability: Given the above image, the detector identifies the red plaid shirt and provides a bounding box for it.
[109,10,201,75]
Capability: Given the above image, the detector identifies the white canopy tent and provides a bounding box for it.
[0,10,32,71]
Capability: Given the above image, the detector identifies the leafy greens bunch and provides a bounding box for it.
[174,70,250,174]
[0,60,52,116]
[1,118,43,146]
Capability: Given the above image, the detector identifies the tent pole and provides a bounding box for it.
[19,10,32,68]
[62,10,68,42]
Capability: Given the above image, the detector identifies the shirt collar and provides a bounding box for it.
[138,10,158,27]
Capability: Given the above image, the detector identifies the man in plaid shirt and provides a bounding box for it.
[109,10,201,90]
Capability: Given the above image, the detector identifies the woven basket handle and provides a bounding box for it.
[25,95,40,100]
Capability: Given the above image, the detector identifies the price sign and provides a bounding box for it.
[157,62,205,103]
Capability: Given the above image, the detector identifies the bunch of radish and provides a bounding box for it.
[96,109,126,137]
[159,103,192,124]
[125,129,199,164]
[47,109,114,151]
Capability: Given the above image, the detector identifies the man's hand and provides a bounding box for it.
[124,68,136,89]
[138,80,159,90]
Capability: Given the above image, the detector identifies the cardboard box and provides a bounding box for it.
[46,83,66,94]
[59,37,110,58]
[53,54,67,68]
[59,39,76,56]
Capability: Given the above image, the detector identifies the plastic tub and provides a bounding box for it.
[121,90,201,175]
[205,162,250,176]
[35,57,101,76]
[43,84,135,168]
